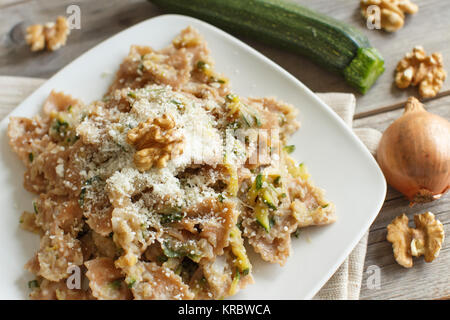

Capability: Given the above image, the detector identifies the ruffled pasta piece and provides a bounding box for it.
[7,117,51,166]
[288,177,336,228]
[34,194,83,236]
[200,248,253,299]
[246,97,300,143]
[20,211,42,234]
[42,90,83,115]
[36,228,83,282]
[85,202,113,237]
[125,261,194,300]
[29,278,91,300]
[107,26,229,99]
[242,207,297,266]
[24,141,83,197]
[179,198,238,255]
[85,257,132,300]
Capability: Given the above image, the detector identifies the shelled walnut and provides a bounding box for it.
[387,212,445,268]
[395,46,447,98]
[127,114,184,171]
[25,16,70,52]
[360,0,418,32]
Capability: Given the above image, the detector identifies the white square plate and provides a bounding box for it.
[0,14,386,299]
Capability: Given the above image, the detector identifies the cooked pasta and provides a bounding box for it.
[8,26,335,300]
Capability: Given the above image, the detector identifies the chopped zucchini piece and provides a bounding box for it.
[126,278,136,288]
[225,94,262,127]
[223,161,239,196]
[298,163,310,181]
[255,204,271,232]
[262,189,277,210]
[255,173,264,190]
[285,154,310,181]
[229,226,252,273]
[283,145,296,154]
[162,239,202,262]
[228,268,240,296]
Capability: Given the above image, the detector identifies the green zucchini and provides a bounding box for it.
[255,205,271,232]
[149,0,385,93]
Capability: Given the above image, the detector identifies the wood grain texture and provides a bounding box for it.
[0,0,161,78]
[354,96,450,300]
[1,0,449,300]
[354,95,450,202]
[1,0,449,116]
[0,76,44,120]
[360,194,450,300]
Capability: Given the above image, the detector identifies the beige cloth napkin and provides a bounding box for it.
[314,93,382,300]
[0,77,382,300]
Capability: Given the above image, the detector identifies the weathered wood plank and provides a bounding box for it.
[361,221,449,300]
[0,76,44,120]
[354,95,450,202]
[0,0,29,9]
[298,0,450,115]
[356,96,450,300]
[0,0,161,78]
[353,95,450,132]
[1,0,449,116]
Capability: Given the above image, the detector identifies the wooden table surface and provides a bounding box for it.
[0,0,448,300]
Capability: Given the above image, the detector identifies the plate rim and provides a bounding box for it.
[0,13,387,300]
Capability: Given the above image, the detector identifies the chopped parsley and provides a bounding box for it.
[162,240,200,262]
[196,60,208,70]
[53,119,69,134]
[126,278,136,289]
[78,188,86,208]
[159,211,184,225]
[28,152,34,162]
[109,280,122,290]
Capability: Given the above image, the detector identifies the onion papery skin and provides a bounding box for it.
[377,98,450,204]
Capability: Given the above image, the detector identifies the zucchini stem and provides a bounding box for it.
[343,48,385,94]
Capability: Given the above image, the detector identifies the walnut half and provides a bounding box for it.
[360,0,418,32]
[127,114,183,171]
[387,212,445,268]
[395,46,447,98]
[26,16,70,52]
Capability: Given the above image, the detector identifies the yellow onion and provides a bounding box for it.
[377,97,450,204]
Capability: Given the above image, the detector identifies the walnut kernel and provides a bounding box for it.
[387,212,444,268]
[25,16,70,52]
[25,24,45,52]
[360,0,418,32]
[395,46,446,98]
[127,114,183,171]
